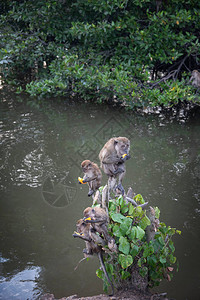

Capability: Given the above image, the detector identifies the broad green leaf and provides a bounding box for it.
[113,224,122,237]
[96,268,103,279]
[143,244,154,257]
[119,254,133,269]
[159,256,167,264]
[154,207,160,219]
[128,203,134,215]
[135,226,145,240]
[120,218,132,235]
[130,244,139,257]
[119,236,130,255]
[110,212,126,223]
[121,270,131,280]
[134,194,145,204]
[139,215,151,230]
[128,226,137,240]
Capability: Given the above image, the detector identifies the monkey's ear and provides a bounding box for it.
[114,139,118,145]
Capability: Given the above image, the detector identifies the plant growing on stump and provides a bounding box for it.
[96,193,180,294]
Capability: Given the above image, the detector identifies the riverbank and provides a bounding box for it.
[41,289,170,300]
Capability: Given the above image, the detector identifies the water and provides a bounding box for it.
[0,88,200,300]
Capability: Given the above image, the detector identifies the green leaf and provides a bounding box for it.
[128,203,134,215]
[134,194,145,204]
[143,244,154,257]
[130,244,139,258]
[112,224,122,237]
[159,256,167,264]
[135,226,145,240]
[169,254,176,264]
[128,226,137,240]
[169,240,175,252]
[139,266,148,277]
[119,236,130,255]
[120,218,132,235]
[121,270,131,280]
[147,254,158,267]
[96,268,103,279]
[139,215,151,230]
[119,254,133,269]
[110,212,126,223]
[154,207,160,219]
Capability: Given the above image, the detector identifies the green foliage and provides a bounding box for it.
[96,194,180,291]
[0,0,200,107]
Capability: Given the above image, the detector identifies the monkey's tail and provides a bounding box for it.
[98,251,114,296]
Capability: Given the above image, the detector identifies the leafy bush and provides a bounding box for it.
[96,194,180,293]
[0,0,200,107]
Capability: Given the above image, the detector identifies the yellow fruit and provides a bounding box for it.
[78,177,86,184]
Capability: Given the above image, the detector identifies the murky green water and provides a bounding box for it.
[0,88,200,300]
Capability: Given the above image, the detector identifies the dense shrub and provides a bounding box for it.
[0,0,200,107]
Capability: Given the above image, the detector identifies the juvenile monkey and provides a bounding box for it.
[79,160,102,197]
[73,218,114,296]
[99,137,130,195]
[189,70,200,87]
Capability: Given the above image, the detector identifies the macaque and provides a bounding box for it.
[79,160,102,197]
[83,206,109,239]
[73,219,101,255]
[99,137,130,195]
[73,218,114,296]
[83,207,117,253]
[189,70,200,87]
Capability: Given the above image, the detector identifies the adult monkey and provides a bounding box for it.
[99,137,130,195]
[83,206,118,253]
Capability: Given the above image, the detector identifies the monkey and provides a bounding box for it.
[99,137,130,195]
[83,207,118,253]
[79,160,102,197]
[73,218,114,296]
[189,70,200,87]
[83,206,109,239]
[73,219,102,255]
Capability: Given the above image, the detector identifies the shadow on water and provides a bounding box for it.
[0,87,200,299]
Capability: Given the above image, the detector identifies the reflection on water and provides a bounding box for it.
[0,88,200,299]
[0,266,41,300]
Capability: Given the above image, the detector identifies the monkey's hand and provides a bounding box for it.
[83,217,92,222]
[73,231,84,237]
[78,177,87,184]
[73,231,91,242]
[121,153,131,162]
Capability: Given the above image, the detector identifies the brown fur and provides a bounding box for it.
[81,160,102,197]
[99,137,130,194]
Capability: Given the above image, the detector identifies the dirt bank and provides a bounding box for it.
[40,289,170,300]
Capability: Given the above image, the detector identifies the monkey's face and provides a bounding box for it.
[114,138,130,158]
[81,160,92,172]
[83,207,96,220]
[76,219,90,234]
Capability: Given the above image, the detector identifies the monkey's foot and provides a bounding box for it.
[83,248,93,256]
[88,190,94,197]
[116,184,125,195]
